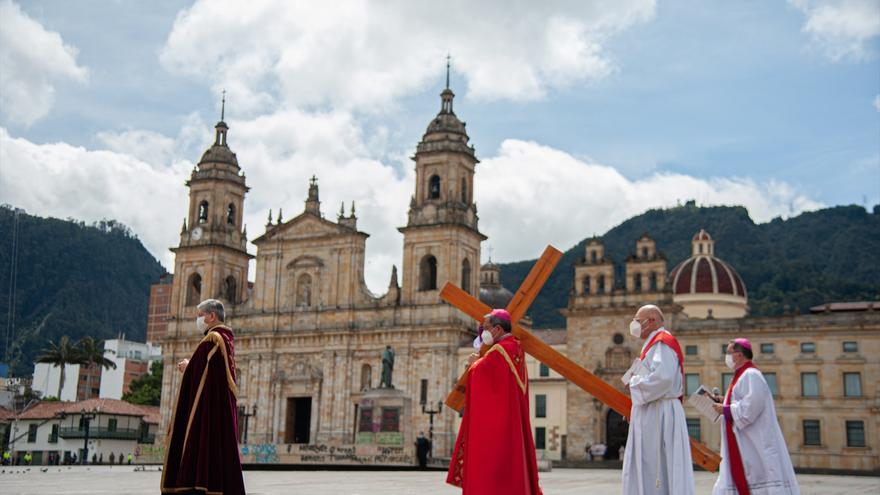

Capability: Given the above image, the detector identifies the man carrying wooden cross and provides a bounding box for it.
[446,308,543,495]
[623,304,696,495]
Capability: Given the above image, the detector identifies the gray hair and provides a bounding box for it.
[197,299,225,322]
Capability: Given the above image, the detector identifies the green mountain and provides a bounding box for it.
[499,203,880,328]
[0,205,166,377]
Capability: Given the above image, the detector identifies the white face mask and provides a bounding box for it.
[480,330,495,346]
[629,320,642,337]
[725,354,736,370]
[196,315,208,333]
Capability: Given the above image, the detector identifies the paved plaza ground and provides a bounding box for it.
[0,466,877,494]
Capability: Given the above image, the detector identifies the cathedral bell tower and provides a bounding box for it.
[399,60,486,305]
[170,95,253,324]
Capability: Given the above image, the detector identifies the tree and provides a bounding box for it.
[36,336,86,399]
[123,360,163,406]
[76,336,117,399]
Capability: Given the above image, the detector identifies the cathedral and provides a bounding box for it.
[158,82,486,463]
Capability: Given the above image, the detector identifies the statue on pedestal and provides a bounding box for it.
[380,345,395,388]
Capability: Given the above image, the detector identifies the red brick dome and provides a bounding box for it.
[669,256,746,297]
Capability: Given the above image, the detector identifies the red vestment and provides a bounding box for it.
[162,325,245,495]
[447,336,543,495]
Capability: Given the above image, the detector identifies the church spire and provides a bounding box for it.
[440,55,454,114]
[214,90,229,146]
[220,89,226,122]
[445,54,451,90]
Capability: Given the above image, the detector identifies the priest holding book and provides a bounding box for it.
[711,338,800,495]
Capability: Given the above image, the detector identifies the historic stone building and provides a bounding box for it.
[159,83,485,464]
[158,84,878,472]
[563,232,880,472]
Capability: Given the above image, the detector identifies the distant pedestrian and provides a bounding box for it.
[415,432,431,468]
[23,452,32,465]
[99,452,103,464]
[585,443,592,461]
[92,453,97,464]
[127,453,133,465]
[118,452,123,465]
[109,452,115,464]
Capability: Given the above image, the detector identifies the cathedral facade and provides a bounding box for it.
[158,85,484,463]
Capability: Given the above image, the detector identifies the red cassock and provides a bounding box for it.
[447,336,543,495]
[162,325,245,495]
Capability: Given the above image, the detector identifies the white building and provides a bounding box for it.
[6,398,159,465]
[31,338,161,402]
[99,339,162,400]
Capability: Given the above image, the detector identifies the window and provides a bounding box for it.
[198,200,209,223]
[760,343,774,354]
[685,345,698,356]
[535,427,546,449]
[764,373,778,397]
[360,364,372,391]
[461,259,471,294]
[224,276,237,304]
[721,344,728,357]
[460,178,468,203]
[801,373,819,397]
[49,424,58,443]
[226,203,236,225]
[843,341,858,353]
[846,421,865,447]
[539,363,550,377]
[686,418,701,441]
[803,420,821,446]
[582,276,591,295]
[722,373,733,395]
[597,275,605,294]
[420,379,428,405]
[27,424,37,443]
[428,175,441,199]
[419,255,437,291]
[186,273,202,306]
[535,395,547,418]
[649,272,658,291]
[685,374,700,396]
[801,342,816,353]
[108,418,117,432]
[633,274,642,292]
[590,250,597,263]
[844,373,862,397]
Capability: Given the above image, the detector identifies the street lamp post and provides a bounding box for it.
[80,408,97,465]
[421,400,443,457]
[240,404,257,444]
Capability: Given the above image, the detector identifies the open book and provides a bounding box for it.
[688,385,721,423]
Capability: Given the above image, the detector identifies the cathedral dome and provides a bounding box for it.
[669,229,748,319]
[198,121,239,168]
[479,261,514,309]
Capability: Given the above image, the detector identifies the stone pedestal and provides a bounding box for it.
[356,387,413,451]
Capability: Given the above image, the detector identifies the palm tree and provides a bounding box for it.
[36,336,86,400]
[76,337,117,399]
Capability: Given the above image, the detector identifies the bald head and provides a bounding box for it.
[633,304,664,338]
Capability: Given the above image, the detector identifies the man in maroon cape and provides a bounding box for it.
[162,299,245,495]
[447,309,543,495]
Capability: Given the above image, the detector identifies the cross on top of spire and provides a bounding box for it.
[220,89,226,122]
[446,54,451,89]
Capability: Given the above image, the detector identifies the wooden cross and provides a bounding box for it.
[441,245,721,472]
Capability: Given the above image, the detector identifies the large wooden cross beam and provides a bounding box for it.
[441,245,721,472]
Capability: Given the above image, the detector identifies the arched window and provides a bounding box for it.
[419,255,437,291]
[461,259,471,294]
[296,273,313,308]
[224,276,237,304]
[227,203,236,225]
[428,175,441,199]
[583,275,591,295]
[633,274,642,293]
[460,178,468,203]
[186,273,202,306]
[590,250,597,263]
[597,275,606,294]
[360,364,372,391]
[649,272,658,291]
[641,247,648,258]
[699,244,703,254]
[198,201,209,224]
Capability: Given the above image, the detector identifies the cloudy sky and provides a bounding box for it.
[1,0,878,293]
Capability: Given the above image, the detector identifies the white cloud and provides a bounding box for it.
[0,0,88,126]
[475,140,824,262]
[0,128,189,271]
[160,0,656,112]
[874,94,880,111]
[788,0,880,61]
[95,113,209,169]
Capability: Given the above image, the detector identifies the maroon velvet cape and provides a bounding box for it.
[161,325,245,495]
[446,336,543,495]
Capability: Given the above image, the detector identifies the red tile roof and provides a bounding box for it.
[16,398,158,421]
[0,405,14,422]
